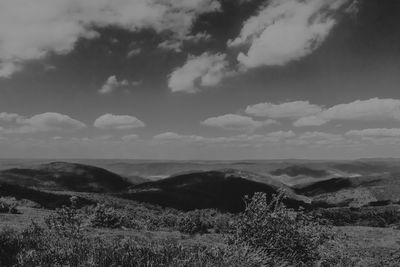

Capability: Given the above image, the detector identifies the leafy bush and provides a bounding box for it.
[213,213,234,234]
[0,220,270,266]
[89,204,124,229]
[44,204,84,239]
[0,198,18,214]
[233,192,330,265]
[0,192,352,266]
[313,206,400,227]
[0,228,20,267]
[176,210,210,235]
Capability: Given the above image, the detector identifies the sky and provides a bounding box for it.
[0,0,400,160]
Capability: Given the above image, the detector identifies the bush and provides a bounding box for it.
[233,192,330,265]
[313,206,400,227]
[177,210,210,235]
[0,228,20,267]
[213,213,234,234]
[89,204,124,229]
[0,192,348,266]
[44,205,84,239]
[0,198,18,214]
[4,219,267,267]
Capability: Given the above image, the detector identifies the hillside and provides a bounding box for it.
[294,174,400,207]
[0,182,94,209]
[0,162,132,193]
[270,165,330,178]
[118,169,310,212]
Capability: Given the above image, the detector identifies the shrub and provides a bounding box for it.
[19,207,93,267]
[0,192,347,266]
[44,204,84,239]
[89,204,124,229]
[11,220,266,267]
[176,210,210,235]
[313,206,400,227]
[233,192,330,265]
[213,213,234,234]
[0,198,18,214]
[0,228,20,267]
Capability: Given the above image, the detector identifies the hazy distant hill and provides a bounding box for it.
[0,162,133,193]
[2,159,400,183]
[294,173,400,207]
[118,169,310,212]
[270,165,330,178]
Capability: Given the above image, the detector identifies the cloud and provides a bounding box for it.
[287,131,345,145]
[345,128,400,146]
[94,114,145,130]
[0,0,221,77]
[185,32,212,43]
[245,101,322,119]
[201,114,276,131]
[294,98,400,127]
[158,40,183,52]
[158,32,211,52]
[346,128,400,137]
[153,132,207,144]
[153,131,296,146]
[127,48,142,58]
[0,112,22,122]
[121,134,140,141]
[98,75,142,94]
[0,112,86,134]
[293,115,327,127]
[168,52,231,93]
[267,130,296,139]
[154,132,183,140]
[298,131,343,140]
[98,75,129,94]
[229,0,350,68]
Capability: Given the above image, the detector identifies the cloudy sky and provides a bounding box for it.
[0,0,400,160]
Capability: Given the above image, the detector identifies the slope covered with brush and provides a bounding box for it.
[118,169,309,212]
[0,162,132,193]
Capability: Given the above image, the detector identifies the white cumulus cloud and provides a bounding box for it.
[168,52,231,93]
[0,112,86,134]
[245,101,322,119]
[201,114,276,131]
[294,98,400,127]
[153,132,206,143]
[121,134,140,141]
[346,128,400,137]
[98,75,129,94]
[153,131,296,146]
[0,0,221,77]
[230,0,350,68]
[94,114,145,130]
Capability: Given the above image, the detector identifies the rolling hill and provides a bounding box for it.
[270,165,330,178]
[0,182,94,209]
[117,169,310,212]
[294,173,400,207]
[0,162,133,193]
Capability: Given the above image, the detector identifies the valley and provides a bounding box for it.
[1,159,400,266]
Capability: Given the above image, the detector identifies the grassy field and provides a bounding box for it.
[0,192,400,266]
[1,160,400,266]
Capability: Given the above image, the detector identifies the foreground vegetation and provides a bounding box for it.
[1,193,400,266]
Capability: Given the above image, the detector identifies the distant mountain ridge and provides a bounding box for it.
[0,162,133,193]
[270,165,330,178]
[1,159,400,210]
[118,169,310,212]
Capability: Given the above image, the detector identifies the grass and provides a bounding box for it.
[313,205,400,227]
[0,193,336,266]
[1,191,400,266]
